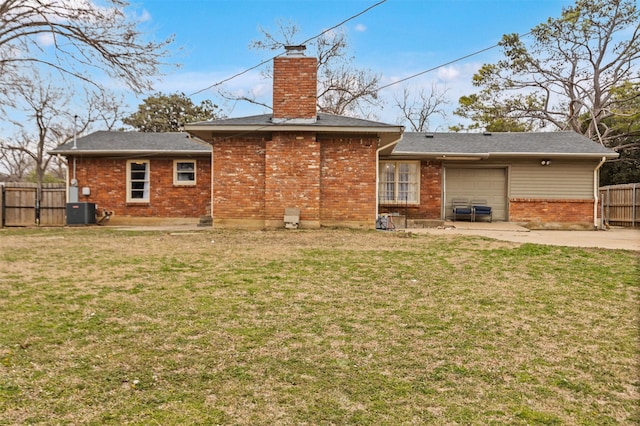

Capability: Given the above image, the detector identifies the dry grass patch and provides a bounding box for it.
[0,227,638,425]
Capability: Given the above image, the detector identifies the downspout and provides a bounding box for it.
[72,115,77,182]
[60,155,70,202]
[69,115,78,203]
[210,144,214,227]
[593,156,606,230]
[375,137,402,219]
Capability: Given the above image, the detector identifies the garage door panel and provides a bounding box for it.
[445,168,507,221]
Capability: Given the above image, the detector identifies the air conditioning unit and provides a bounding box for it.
[66,202,96,225]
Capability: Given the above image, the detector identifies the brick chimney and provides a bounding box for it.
[272,45,317,123]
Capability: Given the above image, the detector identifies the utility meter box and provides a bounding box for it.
[66,202,96,225]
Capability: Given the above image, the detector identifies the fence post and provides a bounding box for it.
[633,183,637,228]
[607,187,611,225]
[600,188,604,229]
[0,185,4,228]
[35,187,41,227]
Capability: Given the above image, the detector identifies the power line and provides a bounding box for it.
[378,45,499,91]
[194,32,533,143]
[299,0,387,46]
[378,31,531,92]
[188,0,387,97]
[191,31,534,143]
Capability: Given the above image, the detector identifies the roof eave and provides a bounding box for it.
[50,149,211,156]
[389,151,619,159]
[488,152,619,159]
[184,124,403,134]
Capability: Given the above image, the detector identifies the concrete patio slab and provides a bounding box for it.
[411,223,639,251]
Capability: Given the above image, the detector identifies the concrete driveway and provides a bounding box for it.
[414,222,640,251]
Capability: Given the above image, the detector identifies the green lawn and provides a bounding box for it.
[0,227,638,425]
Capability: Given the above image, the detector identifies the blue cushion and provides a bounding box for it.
[473,206,491,213]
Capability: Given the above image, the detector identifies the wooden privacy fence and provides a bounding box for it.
[0,183,66,227]
[599,183,640,228]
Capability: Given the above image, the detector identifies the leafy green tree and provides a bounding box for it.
[452,94,533,132]
[453,0,639,144]
[123,93,222,132]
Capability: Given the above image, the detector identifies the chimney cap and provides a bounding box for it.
[284,45,306,56]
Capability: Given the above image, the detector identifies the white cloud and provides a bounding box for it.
[138,9,152,23]
[374,61,488,130]
[37,33,56,47]
[354,24,367,32]
[108,68,273,117]
[437,66,460,82]
[250,83,270,98]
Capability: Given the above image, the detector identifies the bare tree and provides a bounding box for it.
[0,73,126,187]
[0,0,175,105]
[394,84,449,132]
[90,90,128,131]
[0,136,32,181]
[221,20,382,118]
[314,32,381,116]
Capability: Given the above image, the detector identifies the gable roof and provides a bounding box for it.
[50,131,211,156]
[390,132,618,159]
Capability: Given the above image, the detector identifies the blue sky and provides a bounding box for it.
[126,0,576,129]
[7,0,578,138]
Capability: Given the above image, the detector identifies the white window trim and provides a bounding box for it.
[173,159,197,186]
[126,160,150,203]
[379,160,420,205]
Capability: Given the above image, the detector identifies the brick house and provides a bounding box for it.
[380,132,617,228]
[51,131,212,225]
[184,45,404,229]
[52,45,617,229]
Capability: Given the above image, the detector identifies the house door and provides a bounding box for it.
[444,168,507,221]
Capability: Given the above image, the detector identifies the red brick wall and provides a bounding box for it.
[71,156,211,219]
[265,132,321,224]
[272,55,317,120]
[212,137,266,222]
[320,136,378,226]
[510,198,594,223]
[210,133,379,228]
[380,160,443,220]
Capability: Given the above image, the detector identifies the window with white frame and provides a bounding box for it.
[127,160,150,202]
[174,160,196,185]
[379,161,420,204]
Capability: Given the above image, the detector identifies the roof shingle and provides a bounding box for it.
[50,131,211,155]
[392,132,617,158]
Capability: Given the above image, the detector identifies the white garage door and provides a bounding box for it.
[445,168,507,221]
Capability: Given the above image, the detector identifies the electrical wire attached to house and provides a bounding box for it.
[377,31,532,92]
